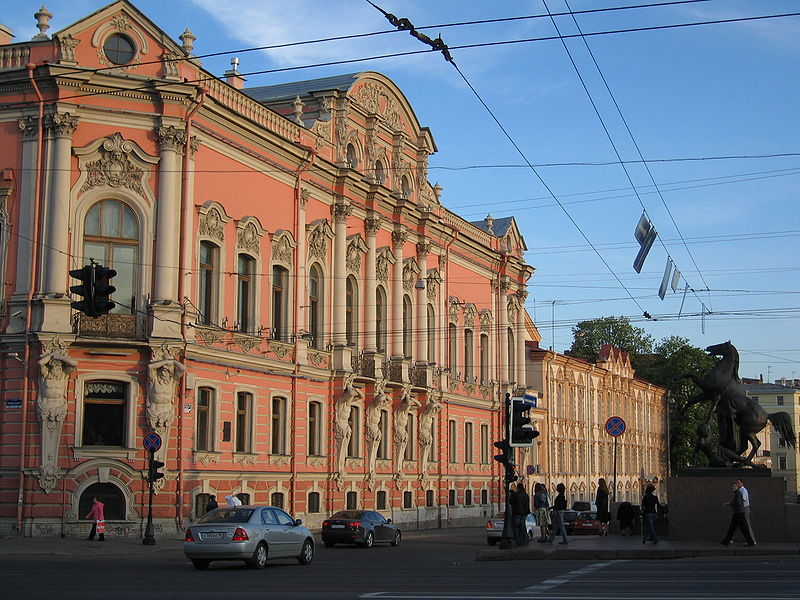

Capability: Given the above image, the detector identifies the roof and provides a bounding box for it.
[470,216,514,238]
[244,73,360,103]
[741,382,799,395]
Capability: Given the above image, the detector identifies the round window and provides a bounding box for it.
[103,33,136,65]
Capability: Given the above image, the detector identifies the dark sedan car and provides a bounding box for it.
[321,510,401,548]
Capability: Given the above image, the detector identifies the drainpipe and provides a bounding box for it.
[18,63,46,532]
[291,144,315,513]
[176,87,205,529]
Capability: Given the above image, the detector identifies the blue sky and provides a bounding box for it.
[5,0,799,380]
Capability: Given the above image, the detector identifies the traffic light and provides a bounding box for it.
[148,455,165,484]
[93,264,117,316]
[493,440,518,483]
[69,265,95,317]
[509,397,539,447]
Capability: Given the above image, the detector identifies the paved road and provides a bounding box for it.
[3,528,799,599]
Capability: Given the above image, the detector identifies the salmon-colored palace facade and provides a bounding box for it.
[0,2,668,537]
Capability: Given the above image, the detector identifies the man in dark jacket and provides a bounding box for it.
[547,483,569,544]
[512,483,531,546]
[720,480,756,546]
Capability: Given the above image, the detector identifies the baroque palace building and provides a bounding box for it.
[527,343,669,506]
[0,2,536,536]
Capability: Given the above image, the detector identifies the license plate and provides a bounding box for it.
[582,523,592,527]
[331,524,345,529]
[202,532,225,540]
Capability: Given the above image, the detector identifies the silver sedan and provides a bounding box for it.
[184,506,314,570]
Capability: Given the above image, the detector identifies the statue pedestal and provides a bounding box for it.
[667,471,788,542]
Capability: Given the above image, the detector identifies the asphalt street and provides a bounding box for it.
[2,528,799,600]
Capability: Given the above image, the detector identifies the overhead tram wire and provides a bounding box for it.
[0,0,720,92]
[543,0,710,315]
[562,0,714,311]
[4,9,800,110]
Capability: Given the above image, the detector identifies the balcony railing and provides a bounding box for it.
[72,313,146,340]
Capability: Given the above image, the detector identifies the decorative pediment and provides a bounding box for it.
[426,269,442,302]
[479,309,494,333]
[346,235,368,272]
[74,133,159,197]
[464,304,478,329]
[197,202,231,243]
[375,247,396,282]
[271,230,296,265]
[402,257,421,292]
[449,297,462,323]
[306,219,334,260]
[236,217,265,256]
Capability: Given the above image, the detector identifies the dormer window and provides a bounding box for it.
[104,33,136,65]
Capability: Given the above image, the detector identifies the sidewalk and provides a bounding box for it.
[477,534,800,561]
[0,534,185,556]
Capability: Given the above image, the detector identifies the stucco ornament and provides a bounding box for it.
[198,207,225,242]
[147,348,185,434]
[36,339,78,493]
[80,133,144,195]
[237,222,261,255]
[365,381,392,489]
[333,375,364,489]
[393,385,420,486]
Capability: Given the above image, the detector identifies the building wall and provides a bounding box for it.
[0,2,534,536]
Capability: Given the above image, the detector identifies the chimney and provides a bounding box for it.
[225,57,246,90]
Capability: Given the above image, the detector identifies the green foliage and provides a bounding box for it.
[566,316,654,362]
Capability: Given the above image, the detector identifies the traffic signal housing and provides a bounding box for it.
[148,455,165,484]
[93,264,117,316]
[69,265,95,317]
[493,439,518,483]
[509,397,539,447]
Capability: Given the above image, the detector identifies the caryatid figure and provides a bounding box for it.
[334,375,365,481]
[365,381,392,484]
[393,386,421,479]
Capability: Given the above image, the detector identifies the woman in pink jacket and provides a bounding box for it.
[86,497,105,541]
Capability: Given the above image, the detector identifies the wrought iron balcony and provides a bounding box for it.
[72,312,146,340]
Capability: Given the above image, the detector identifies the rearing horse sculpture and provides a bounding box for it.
[683,341,796,466]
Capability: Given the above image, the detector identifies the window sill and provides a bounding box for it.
[72,446,137,461]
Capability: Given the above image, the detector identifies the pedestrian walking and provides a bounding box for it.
[225,494,242,507]
[85,497,105,542]
[205,494,218,513]
[548,483,569,544]
[720,479,756,546]
[533,483,551,542]
[596,478,610,536]
[641,484,661,544]
[513,482,531,546]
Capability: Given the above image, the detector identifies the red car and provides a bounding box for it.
[571,511,602,535]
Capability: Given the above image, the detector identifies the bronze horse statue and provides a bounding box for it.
[684,341,796,466]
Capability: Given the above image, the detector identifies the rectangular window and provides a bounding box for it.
[378,410,389,459]
[271,492,284,509]
[481,489,488,505]
[464,329,474,381]
[235,392,252,453]
[271,266,288,341]
[403,491,413,509]
[404,414,415,460]
[448,419,457,463]
[307,492,320,513]
[779,455,787,470]
[480,424,489,464]
[348,407,361,458]
[237,254,255,332]
[464,422,473,463]
[308,402,322,456]
[196,387,214,451]
[426,489,434,507]
[448,489,456,507]
[376,490,387,510]
[777,396,785,406]
[83,381,127,447]
[465,489,473,506]
[271,396,286,454]
[346,491,357,510]
[448,323,457,373]
[198,241,219,325]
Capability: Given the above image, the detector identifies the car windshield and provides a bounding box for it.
[579,512,598,520]
[197,508,254,524]
[330,510,365,520]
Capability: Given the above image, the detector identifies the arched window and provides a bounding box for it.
[464,328,474,382]
[448,323,457,373]
[236,254,255,332]
[403,491,413,508]
[426,489,435,507]
[345,275,358,347]
[79,482,125,521]
[346,143,358,169]
[479,334,489,385]
[507,328,515,382]
[346,491,358,510]
[374,159,385,185]
[83,199,139,314]
[400,175,411,199]
[376,286,387,353]
[198,241,219,325]
[272,265,288,341]
[376,490,387,510]
[309,264,324,349]
[271,492,284,509]
[426,304,436,363]
[402,295,413,359]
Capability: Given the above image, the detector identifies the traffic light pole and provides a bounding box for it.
[499,393,516,549]
[143,450,156,546]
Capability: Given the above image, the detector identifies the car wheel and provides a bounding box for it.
[297,539,314,565]
[362,531,374,548]
[487,538,498,546]
[390,530,401,547]
[192,559,210,570]
[246,543,268,569]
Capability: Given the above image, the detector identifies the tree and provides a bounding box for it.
[565,316,653,363]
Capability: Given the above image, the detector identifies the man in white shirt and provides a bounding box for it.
[736,479,750,507]
[736,479,755,545]
[225,494,242,507]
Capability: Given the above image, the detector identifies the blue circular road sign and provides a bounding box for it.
[605,416,626,437]
[143,432,162,452]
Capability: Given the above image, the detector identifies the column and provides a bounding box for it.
[331,201,350,345]
[415,239,430,363]
[498,277,509,384]
[153,125,185,303]
[391,229,406,358]
[42,113,79,295]
[515,289,528,388]
[363,215,380,352]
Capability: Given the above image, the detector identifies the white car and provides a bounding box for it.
[184,505,314,570]
[486,512,537,545]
